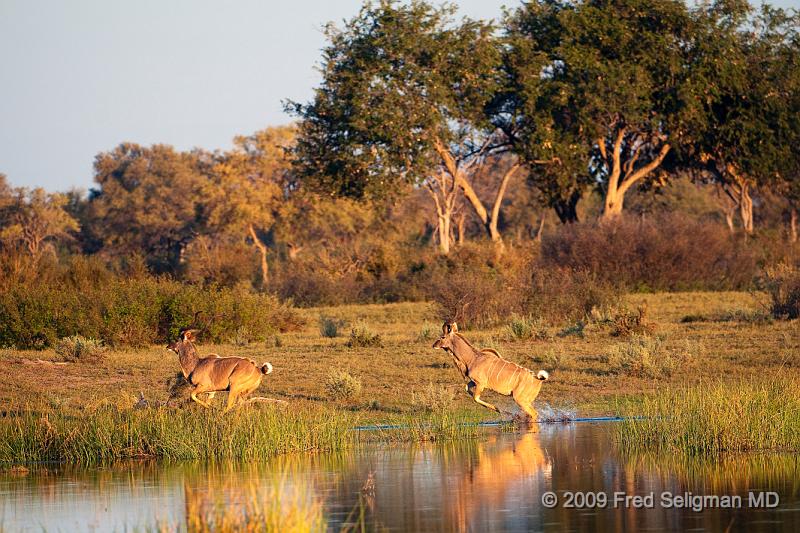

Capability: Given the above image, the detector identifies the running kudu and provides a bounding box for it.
[167,328,273,412]
[432,321,548,420]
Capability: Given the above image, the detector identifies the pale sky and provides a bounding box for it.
[1,0,797,192]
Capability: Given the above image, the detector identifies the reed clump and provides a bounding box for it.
[0,404,493,465]
[0,404,354,464]
[616,377,800,455]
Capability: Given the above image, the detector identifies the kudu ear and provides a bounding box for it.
[180,329,199,342]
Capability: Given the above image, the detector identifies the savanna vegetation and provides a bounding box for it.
[2,0,800,463]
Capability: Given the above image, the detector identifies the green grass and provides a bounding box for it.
[0,403,493,465]
[615,376,800,455]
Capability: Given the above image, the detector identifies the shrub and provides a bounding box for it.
[595,306,655,337]
[428,245,617,328]
[507,315,549,341]
[324,370,363,401]
[758,263,800,319]
[412,383,456,412]
[319,316,346,338]
[540,214,761,291]
[55,335,107,362]
[416,323,438,342]
[540,346,566,371]
[0,265,304,349]
[557,320,586,338]
[345,324,383,348]
[605,335,690,378]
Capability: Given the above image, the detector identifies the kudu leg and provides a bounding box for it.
[467,381,500,414]
[191,392,212,408]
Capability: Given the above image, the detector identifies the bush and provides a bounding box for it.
[428,244,617,328]
[758,263,800,319]
[590,306,655,337]
[507,315,549,341]
[540,214,762,291]
[412,383,456,412]
[345,324,383,348]
[605,335,693,378]
[55,335,107,362]
[0,261,304,349]
[324,370,363,401]
[319,316,346,338]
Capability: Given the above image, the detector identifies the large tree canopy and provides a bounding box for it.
[87,143,206,272]
[500,0,697,220]
[288,0,499,198]
[288,0,524,252]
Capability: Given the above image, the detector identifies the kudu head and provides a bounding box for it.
[166,328,199,354]
[432,321,458,351]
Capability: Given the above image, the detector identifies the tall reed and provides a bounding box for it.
[616,377,800,455]
[0,404,492,465]
[0,404,354,464]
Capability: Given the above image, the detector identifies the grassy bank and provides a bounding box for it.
[615,376,800,455]
[0,403,486,465]
[3,291,800,464]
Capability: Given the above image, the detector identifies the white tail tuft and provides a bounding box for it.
[537,370,549,381]
[263,362,273,375]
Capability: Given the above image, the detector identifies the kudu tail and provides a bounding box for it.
[261,362,273,375]
[536,370,549,381]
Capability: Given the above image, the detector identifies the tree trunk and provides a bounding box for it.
[248,224,269,288]
[437,213,452,254]
[456,213,466,246]
[598,128,671,220]
[724,207,736,233]
[791,208,798,243]
[433,137,517,247]
[426,171,457,255]
[534,214,546,242]
[553,191,581,224]
[739,182,753,234]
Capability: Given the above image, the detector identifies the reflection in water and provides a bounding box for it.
[2,423,800,531]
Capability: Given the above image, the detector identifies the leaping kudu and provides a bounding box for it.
[167,329,273,412]
[432,321,549,421]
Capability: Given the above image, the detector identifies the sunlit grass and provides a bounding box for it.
[615,376,800,455]
[0,403,493,465]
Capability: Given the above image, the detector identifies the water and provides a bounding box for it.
[2,422,800,531]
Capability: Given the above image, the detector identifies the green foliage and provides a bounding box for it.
[88,143,207,273]
[345,324,383,348]
[319,316,346,338]
[0,259,303,349]
[616,377,800,454]
[324,370,363,401]
[0,404,353,464]
[507,315,550,341]
[54,335,107,362]
[288,0,500,199]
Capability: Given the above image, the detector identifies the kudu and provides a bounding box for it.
[167,329,273,412]
[432,321,548,421]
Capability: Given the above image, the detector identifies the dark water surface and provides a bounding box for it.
[2,422,800,531]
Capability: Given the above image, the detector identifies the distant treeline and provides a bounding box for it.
[0,0,799,336]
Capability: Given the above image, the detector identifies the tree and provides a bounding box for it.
[501,0,695,220]
[288,0,515,252]
[685,2,800,234]
[200,126,294,288]
[87,143,206,272]
[0,178,78,261]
